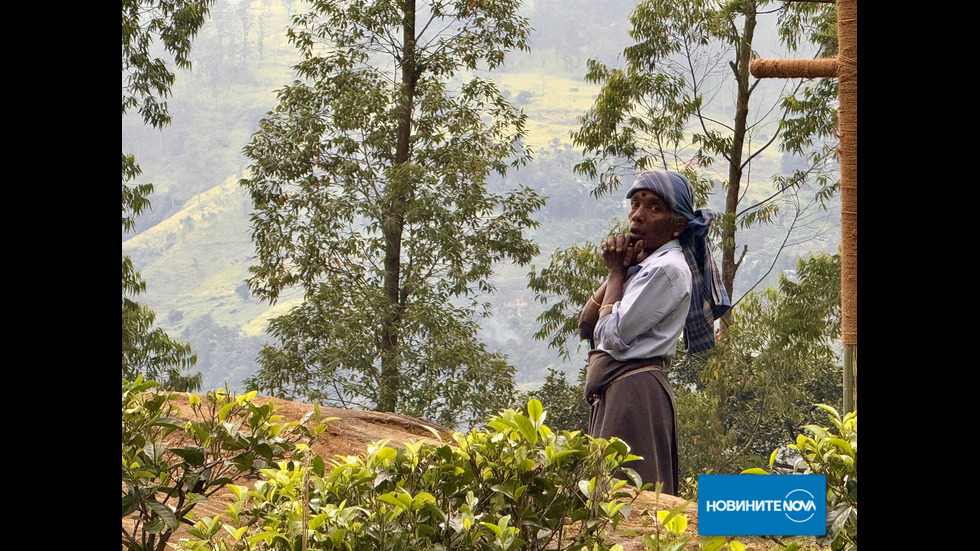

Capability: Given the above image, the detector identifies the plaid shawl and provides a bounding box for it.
[626,171,731,353]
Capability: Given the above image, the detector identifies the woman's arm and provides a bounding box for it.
[578,235,645,340]
[578,279,607,340]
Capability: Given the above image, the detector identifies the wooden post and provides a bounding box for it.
[838,0,857,414]
[750,0,856,414]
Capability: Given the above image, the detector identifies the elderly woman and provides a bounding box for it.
[578,171,730,495]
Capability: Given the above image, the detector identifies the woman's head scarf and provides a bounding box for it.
[626,171,731,353]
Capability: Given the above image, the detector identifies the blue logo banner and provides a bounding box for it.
[698,474,826,536]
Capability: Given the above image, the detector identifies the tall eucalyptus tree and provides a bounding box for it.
[241,0,542,427]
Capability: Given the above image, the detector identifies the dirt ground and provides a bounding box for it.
[139,393,825,550]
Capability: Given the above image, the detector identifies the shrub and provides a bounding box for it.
[121,377,328,551]
[788,405,856,551]
[177,399,644,550]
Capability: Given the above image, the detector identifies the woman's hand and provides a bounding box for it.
[602,234,647,271]
[601,234,629,272]
[630,238,649,267]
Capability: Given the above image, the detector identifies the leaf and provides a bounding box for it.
[420,423,444,443]
[527,399,543,424]
[620,466,644,489]
[171,446,206,467]
[412,492,436,511]
[657,507,688,535]
[121,493,140,517]
[699,536,728,551]
[378,491,412,510]
[142,440,167,463]
[818,503,854,545]
[146,499,179,531]
[513,413,538,445]
[218,401,235,422]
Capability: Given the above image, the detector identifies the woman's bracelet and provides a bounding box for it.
[599,303,613,311]
[589,296,602,308]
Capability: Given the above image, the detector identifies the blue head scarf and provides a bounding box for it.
[626,171,731,353]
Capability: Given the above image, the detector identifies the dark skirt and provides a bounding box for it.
[586,350,679,495]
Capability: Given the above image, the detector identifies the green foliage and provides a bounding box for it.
[641,487,694,551]
[740,405,856,551]
[121,161,196,389]
[784,405,857,551]
[246,288,521,429]
[570,0,838,191]
[698,536,749,551]
[529,247,842,489]
[672,253,842,480]
[568,0,838,300]
[123,154,153,233]
[777,1,838,58]
[241,0,543,426]
[632,486,747,551]
[541,0,840,491]
[527,241,607,358]
[122,0,215,224]
[121,377,328,551]
[527,218,631,358]
[122,0,214,128]
[176,399,642,550]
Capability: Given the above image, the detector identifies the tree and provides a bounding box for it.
[533,0,839,350]
[241,0,543,428]
[122,0,213,387]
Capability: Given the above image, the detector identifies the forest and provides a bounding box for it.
[123,0,854,548]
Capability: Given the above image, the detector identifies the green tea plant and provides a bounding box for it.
[635,483,745,551]
[176,399,643,550]
[788,405,856,551]
[640,483,693,551]
[121,377,328,551]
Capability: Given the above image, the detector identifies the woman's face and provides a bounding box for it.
[628,190,686,254]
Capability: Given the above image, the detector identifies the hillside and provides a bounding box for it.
[155,393,826,551]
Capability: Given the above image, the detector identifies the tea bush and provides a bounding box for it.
[789,405,856,551]
[122,377,328,551]
[177,399,644,550]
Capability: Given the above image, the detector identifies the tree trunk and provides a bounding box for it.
[720,2,756,307]
[712,2,757,454]
[378,0,416,412]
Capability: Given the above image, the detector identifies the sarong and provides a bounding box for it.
[585,350,679,495]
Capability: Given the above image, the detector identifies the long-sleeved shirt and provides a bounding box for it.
[594,240,692,361]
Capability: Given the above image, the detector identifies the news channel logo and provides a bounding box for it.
[698,474,826,535]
